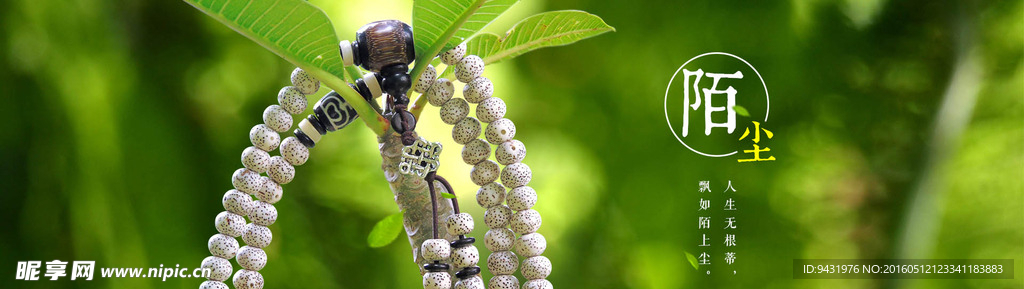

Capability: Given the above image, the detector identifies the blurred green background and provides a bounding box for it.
[1,0,1021,288]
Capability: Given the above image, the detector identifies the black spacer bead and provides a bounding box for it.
[349,83,372,102]
[306,114,327,135]
[455,266,480,279]
[294,129,315,149]
[450,237,475,248]
[423,262,449,272]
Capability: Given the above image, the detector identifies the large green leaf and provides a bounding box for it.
[466,10,614,64]
[184,0,389,135]
[409,0,518,87]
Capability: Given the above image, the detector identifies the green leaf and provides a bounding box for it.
[183,0,388,135]
[685,251,699,270]
[441,192,457,199]
[465,10,615,64]
[732,105,750,117]
[367,211,405,248]
[409,0,518,88]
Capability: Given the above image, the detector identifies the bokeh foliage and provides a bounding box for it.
[0,0,1021,288]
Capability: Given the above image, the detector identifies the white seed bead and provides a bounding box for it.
[241,146,270,173]
[514,233,547,257]
[250,201,278,226]
[236,246,267,271]
[453,117,482,145]
[484,228,515,251]
[485,118,516,144]
[487,250,519,275]
[501,162,532,188]
[266,156,294,185]
[421,238,451,262]
[426,78,454,106]
[256,177,282,204]
[362,72,383,98]
[242,223,273,248]
[232,269,264,289]
[249,124,281,152]
[441,98,470,125]
[475,97,505,123]
[441,43,467,65]
[523,279,553,289]
[450,245,480,268]
[201,256,232,282]
[485,204,512,228]
[290,68,320,95]
[471,160,500,186]
[511,209,542,234]
[277,86,307,115]
[208,233,239,259]
[495,140,526,166]
[462,139,491,165]
[423,272,452,289]
[455,55,485,83]
[488,275,520,289]
[232,168,263,194]
[463,77,494,103]
[507,186,537,211]
[223,189,253,216]
[522,256,552,280]
[262,105,293,133]
[279,136,309,166]
[215,211,246,237]
[200,280,229,289]
[454,275,485,289]
[297,118,321,144]
[446,213,474,236]
[477,182,506,207]
[414,64,437,94]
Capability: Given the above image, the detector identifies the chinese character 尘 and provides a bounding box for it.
[738,121,775,162]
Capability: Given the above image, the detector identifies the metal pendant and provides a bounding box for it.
[399,137,442,178]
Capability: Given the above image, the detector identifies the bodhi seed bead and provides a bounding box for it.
[487,251,519,275]
[232,269,264,289]
[455,55,485,83]
[426,78,455,106]
[208,233,239,259]
[236,246,267,271]
[450,245,480,268]
[423,272,452,289]
[524,279,553,289]
[215,211,246,237]
[250,124,281,152]
[223,189,253,216]
[521,256,552,280]
[414,64,437,93]
[201,256,232,282]
[507,186,537,211]
[501,162,532,188]
[485,118,516,144]
[511,209,542,234]
[514,232,547,257]
[453,117,482,145]
[290,68,320,95]
[476,97,506,123]
[446,212,474,236]
[489,275,520,289]
[266,156,295,185]
[242,223,273,248]
[484,228,515,251]
[463,77,494,104]
[279,136,309,166]
[441,98,470,125]
[471,160,500,186]
[256,177,282,204]
[441,43,467,65]
[277,86,307,115]
[495,140,526,166]
[485,204,512,228]
[477,182,506,208]
[241,146,270,173]
[200,280,229,289]
[250,201,278,226]
[262,105,293,133]
[421,239,451,262]
[455,275,485,289]
[462,139,491,165]
[232,168,262,195]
